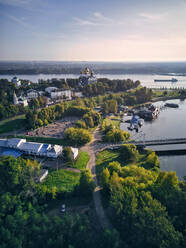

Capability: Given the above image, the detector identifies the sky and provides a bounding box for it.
[0,0,186,61]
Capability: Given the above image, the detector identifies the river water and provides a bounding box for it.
[120,99,186,180]
[0,73,186,89]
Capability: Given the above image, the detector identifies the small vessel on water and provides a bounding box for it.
[164,103,179,108]
[154,78,178,83]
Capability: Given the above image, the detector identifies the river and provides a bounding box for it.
[0,73,186,89]
[120,99,186,180]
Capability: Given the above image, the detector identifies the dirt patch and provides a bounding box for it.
[64,167,81,173]
[28,116,79,138]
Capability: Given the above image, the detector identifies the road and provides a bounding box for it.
[81,128,113,230]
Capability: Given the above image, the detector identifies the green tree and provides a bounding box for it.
[65,127,92,146]
[63,147,74,162]
[120,144,139,162]
[76,170,95,196]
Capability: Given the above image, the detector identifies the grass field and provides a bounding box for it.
[96,149,121,176]
[68,151,90,170]
[96,148,150,177]
[0,115,26,134]
[41,169,80,193]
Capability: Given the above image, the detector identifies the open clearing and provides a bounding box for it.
[28,116,79,138]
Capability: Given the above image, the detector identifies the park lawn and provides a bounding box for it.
[0,115,26,134]
[68,151,90,170]
[41,169,80,193]
[96,149,121,176]
[96,148,148,177]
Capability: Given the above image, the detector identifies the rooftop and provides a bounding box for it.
[19,142,43,152]
[7,138,26,148]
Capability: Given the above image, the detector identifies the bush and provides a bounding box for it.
[120,144,139,162]
[142,150,160,169]
[63,147,74,162]
[103,129,130,143]
[75,120,87,129]
[65,127,92,146]
[108,161,122,175]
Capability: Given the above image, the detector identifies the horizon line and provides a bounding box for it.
[0,59,186,63]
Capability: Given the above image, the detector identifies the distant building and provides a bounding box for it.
[79,67,97,86]
[50,90,72,100]
[13,92,28,106]
[12,76,21,87]
[73,91,83,98]
[13,92,19,105]
[18,97,28,107]
[38,91,44,96]
[27,89,39,99]
[45,87,58,94]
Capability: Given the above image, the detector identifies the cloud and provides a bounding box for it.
[0,0,31,7]
[93,12,113,22]
[6,14,32,28]
[73,17,102,26]
[0,0,48,13]
[139,12,168,22]
[73,12,125,27]
[5,13,67,41]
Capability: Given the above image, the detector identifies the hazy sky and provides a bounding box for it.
[0,0,186,61]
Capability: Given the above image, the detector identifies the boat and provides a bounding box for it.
[164,103,179,108]
[154,78,178,82]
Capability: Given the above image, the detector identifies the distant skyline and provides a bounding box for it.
[0,0,186,61]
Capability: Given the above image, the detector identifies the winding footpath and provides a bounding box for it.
[81,128,113,230]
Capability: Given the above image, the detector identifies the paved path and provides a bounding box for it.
[81,128,113,230]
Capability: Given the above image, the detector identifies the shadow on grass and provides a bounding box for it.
[0,117,26,134]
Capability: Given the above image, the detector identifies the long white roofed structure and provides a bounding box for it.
[0,138,64,158]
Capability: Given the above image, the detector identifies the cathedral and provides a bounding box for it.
[78,67,97,86]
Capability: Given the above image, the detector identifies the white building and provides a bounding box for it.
[71,147,79,160]
[12,76,21,87]
[13,92,19,105]
[45,87,58,94]
[7,138,26,149]
[47,145,63,158]
[50,90,72,100]
[18,97,28,107]
[0,139,8,147]
[38,91,45,96]
[73,91,83,98]
[27,89,39,99]
[13,92,28,106]
[0,138,79,160]
[19,142,43,155]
